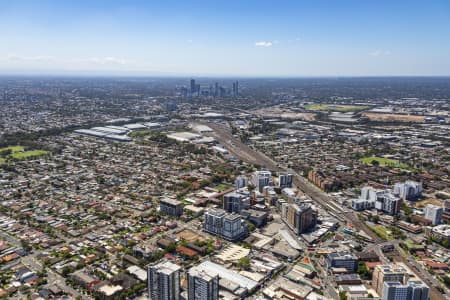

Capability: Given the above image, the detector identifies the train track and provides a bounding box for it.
[201,121,383,243]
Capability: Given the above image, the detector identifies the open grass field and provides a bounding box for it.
[305,103,370,112]
[0,146,49,163]
[369,225,393,240]
[10,150,49,159]
[214,183,231,192]
[360,156,408,169]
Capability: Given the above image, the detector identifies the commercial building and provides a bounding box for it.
[148,261,181,300]
[372,263,409,295]
[190,79,196,95]
[393,181,423,200]
[326,252,358,273]
[190,261,258,298]
[160,198,184,217]
[252,171,272,192]
[232,81,239,97]
[203,209,247,242]
[424,204,443,225]
[188,265,219,300]
[281,202,317,235]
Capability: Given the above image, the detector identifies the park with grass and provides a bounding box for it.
[304,103,370,112]
[360,156,408,169]
[0,146,49,164]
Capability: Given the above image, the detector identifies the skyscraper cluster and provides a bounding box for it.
[184,79,239,99]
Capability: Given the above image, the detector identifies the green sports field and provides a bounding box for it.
[0,146,49,163]
[360,156,408,169]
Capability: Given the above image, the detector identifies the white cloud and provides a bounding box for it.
[255,41,273,47]
[369,50,391,57]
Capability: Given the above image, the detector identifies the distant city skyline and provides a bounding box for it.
[1,0,450,76]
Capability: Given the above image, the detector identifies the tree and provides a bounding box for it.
[443,276,450,288]
[166,242,176,253]
[442,239,449,248]
[247,222,256,232]
[357,261,371,280]
[21,240,32,252]
[339,291,348,300]
[371,215,380,224]
[237,257,250,270]
[371,160,380,167]
[401,203,413,216]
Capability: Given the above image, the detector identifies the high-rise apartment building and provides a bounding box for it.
[235,175,248,189]
[281,202,317,235]
[188,265,219,300]
[393,181,423,200]
[372,263,409,295]
[252,170,272,192]
[353,186,400,215]
[203,209,247,241]
[278,172,293,188]
[148,261,181,300]
[223,190,250,213]
[381,280,429,300]
[382,281,409,300]
[424,204,443,225]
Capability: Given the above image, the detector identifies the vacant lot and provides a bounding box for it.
[369,225,393,240]
[361,156,408,169]
[362,112,425,123]
[305,103,370,112]
[414,198,442,209]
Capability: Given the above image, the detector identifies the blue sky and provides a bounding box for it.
[1,0,450,76]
